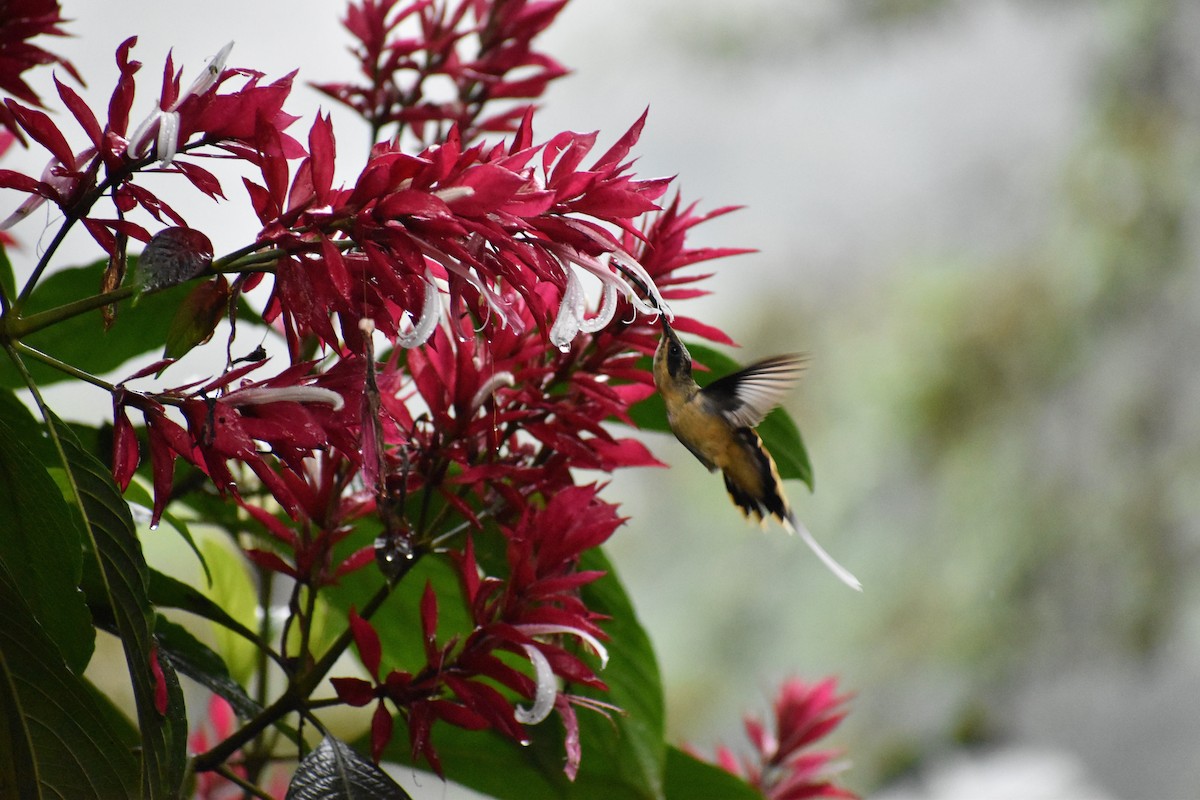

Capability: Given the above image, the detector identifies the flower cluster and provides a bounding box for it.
[333,485,617,777]
[0,0,78,138]
[0,0,838,791]
[313,0,569,144]
[701,678,857,800]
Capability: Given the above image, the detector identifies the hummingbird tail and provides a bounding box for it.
[783,515,862,592]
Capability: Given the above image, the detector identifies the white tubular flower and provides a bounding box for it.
[609,247,670,320]
[129,42,234,166]
[470,371,515,412]
[413,240,524,333]
[514,643,557,725]
[548,240,667,350]
[178,41,234,103]
[223,385,345,412]
[517,623,609,670]
[396,268,441,348]
[561,218,670,319]
[548,265,585,350]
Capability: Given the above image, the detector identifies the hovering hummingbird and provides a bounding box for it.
[653,317,861,591]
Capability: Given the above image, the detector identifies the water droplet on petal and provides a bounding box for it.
[518,737,532,748]
[148,523,159,531]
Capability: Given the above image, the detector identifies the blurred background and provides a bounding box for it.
[8,1,1200,797]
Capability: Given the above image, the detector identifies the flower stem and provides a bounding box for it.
[5,285,136,340]
[10,342,116,392]
[190,564,415,774]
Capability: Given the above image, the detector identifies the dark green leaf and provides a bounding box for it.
[0,389,93,672]
[154,614,262,720]
[50,416,188,799]
[573,546,666,796]
[286,736,413,800]
[0,258,188,387]
[0,563,139,799]
[0,258,259,388]
[663,746,763,800]
[625,344,814,489]
[148,567,263,648]
[0,243,15,302]
[319,510,472,678]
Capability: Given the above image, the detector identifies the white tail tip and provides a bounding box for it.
[784,516,862,592]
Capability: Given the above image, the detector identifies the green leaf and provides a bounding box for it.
[0,258,191,387]
[318,510,472,677]
[154,614,262,721]
[365,547,667,800]
[198,538,260,683]
[625,344,814,489]
[573,546,666,796]
[0,258,259,388]
[663,746,763,800]
[147,567,263,647]
[0,563,140,799]
[49,415,188,799]
[123,479,212,585]
[289,736,413,800]
[0,389,93,672]
[0,243,16,302]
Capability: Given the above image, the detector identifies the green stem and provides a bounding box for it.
[190,570,408,774]
[6,285,135,340]
[212,764,276,800]
[11,342,116,392]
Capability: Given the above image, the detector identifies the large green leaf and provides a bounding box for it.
[48,415,188,799]
[0,258,260,388]
[0,258,196,387]
[663,746,763,800]
[0,563,140,799]
[625,344,814,489]
[148,567,263,650]
[197,538,262,684]
[0,390,93,672]
[362,546,667,800]
[154,613,262,721]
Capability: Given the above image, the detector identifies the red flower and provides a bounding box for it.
[0,0,79,138]
[700,678,857,800]
[314,0,569,144]
[332,486,619,776]
[116,356,364,525]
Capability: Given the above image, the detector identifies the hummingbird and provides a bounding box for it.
[653,317,861,591]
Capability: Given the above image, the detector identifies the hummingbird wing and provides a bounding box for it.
[700,354,807,429]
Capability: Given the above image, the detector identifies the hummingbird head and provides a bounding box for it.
[653,316,693,386]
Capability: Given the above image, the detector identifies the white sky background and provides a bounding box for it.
[7,2,1155,798]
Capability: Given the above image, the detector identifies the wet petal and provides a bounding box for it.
[514,643,557,725]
